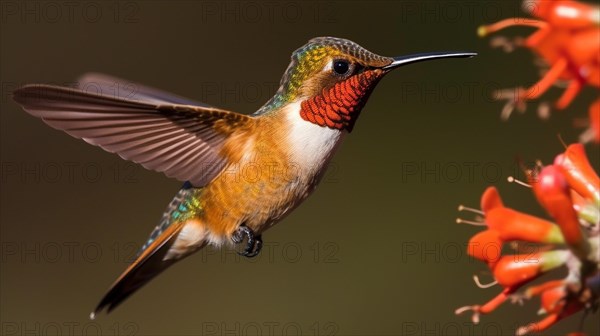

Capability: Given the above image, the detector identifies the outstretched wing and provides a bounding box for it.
[13,83,254,187]
[75,73,212,107]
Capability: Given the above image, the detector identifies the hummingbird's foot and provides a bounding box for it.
[232,225,263,258]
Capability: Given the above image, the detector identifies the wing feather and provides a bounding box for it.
[76,72,212,107]
[13,83,253,186]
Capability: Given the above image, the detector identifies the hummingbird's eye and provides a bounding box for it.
[332,60,351,76]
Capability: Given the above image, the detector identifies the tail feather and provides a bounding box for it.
[92,184,206,317]
[91,222,184,317]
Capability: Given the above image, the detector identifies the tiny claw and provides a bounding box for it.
[232,225,263,258]
[231,227,245,244]
[241,237,262,258]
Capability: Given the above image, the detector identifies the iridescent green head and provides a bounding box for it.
[255,37,476,128]
[257,37,392,113]
[279,37,393,102]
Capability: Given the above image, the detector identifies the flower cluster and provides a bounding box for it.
[478,0,600,143]
[455,144,599,335]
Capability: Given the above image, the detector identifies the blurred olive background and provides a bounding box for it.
[1,1,598,335]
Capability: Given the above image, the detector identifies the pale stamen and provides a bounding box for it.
[490,36,519,53]
[507,176,532,188]
[500,101,516,120]
[537,102,550,120]
[558,133,568,149]
[473,275,497,289]
[456,218,486,226]
[495,87,529,120]
[478,19,547,37]
[510,241,520,251]
[509,293,526,306]
[579,128,595,144]
[458,205,484,215]
[516,324,537,336]
[535,160,544,168]
[455,305,481,324]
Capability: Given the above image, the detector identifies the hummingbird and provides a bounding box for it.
[12,37,475,317]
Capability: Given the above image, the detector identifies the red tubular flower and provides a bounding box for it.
[467,229,502,266]
[478,0,600,143]
[476,187,565,244]
[481,186,504,211]
[516,299,584,336]
[516,314,559,336]
[455,289,514,325]
[524,279,566,302]
[540,286,566,314]
[533,165,591,260]
[456,144,599,335]
[555,143,600,205]
[486,207,564,244]
[529,0,600,29]
[493,251,569,289]
[456,187,568,324]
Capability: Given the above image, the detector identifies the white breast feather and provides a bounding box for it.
[284,101,345,178]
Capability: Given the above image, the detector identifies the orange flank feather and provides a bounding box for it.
[202,114,305,238]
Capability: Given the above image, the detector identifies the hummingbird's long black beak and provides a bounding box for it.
[382,51,477,70]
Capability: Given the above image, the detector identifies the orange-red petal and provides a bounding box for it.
[540,286,566,314]
[485,207,564,244]
[529,0,600,28]
[481,186,504,213]
[493,251,568,289]
[467,230,502,266]
[524,279,565,298]
[533,166,590,259]
[555,144,600,203]
[479,289,511,314]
